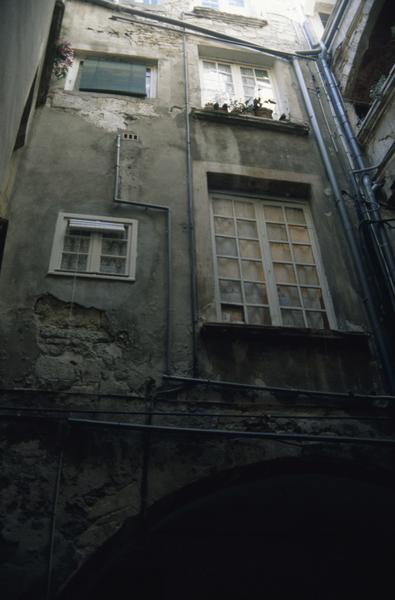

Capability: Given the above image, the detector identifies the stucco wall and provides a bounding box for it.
[0,0,57,213]
[0,1,391,597]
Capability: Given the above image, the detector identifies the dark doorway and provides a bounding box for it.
[61,464,395,600]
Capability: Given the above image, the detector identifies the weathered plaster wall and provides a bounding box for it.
[1,392,394,598]
[0,0,57,214]
[0,1,392,598]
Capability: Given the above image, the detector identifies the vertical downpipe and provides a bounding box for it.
[182,26,199,376]
[292,57,395,392]
[114,135,172,375]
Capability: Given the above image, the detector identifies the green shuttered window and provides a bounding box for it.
[79,59,147,96]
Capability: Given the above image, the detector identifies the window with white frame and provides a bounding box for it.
[49,213,138,281]
[65,57,156,98]
[201,60,276,114]
[114,1,160,5]
[210,195,335,329]
[201,1,245,9]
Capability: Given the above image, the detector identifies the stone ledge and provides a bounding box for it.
[192,7,267,28]
[200,322,370,347]
[191,108,309,135]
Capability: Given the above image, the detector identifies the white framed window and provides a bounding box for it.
[65,57,157,98]
[210,195,336,329]
[201,1,245,9]
[114,1,160,5]
[49,213,138,281]
[200,60,277,116]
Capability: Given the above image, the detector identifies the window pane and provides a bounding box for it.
[277,285,301,307]
[80,59,147,96]
[273,263,296,284]
[301,288,325,309]
[101,238,127,257]
[100,256,127,275]
[296,265,319,285]
[203,62,235,104]
[213,199,233,216]
[214,217,235,236]
[234,201,255,218]
[247,306,271,325]
[61,253,88,272]
[64,233,90,253]
[202,1,219,9]
[237,220,258,238]
[289,226,310,243]
[267,223,288,241]
[240,67,254,77]
[219,280,242,303]
[244,282,268,304]
[239,239,261,259]
[306,311,328,329]
[218,257,240,278]
[293,244,314,263]
[281,309,305,327]
[264,206,284,222]
[270,243,291,261]
[221,305,244,323]
[216,236,237,256]
[285,207,306,224]
[255,69,270,83]
[242,260,264,281]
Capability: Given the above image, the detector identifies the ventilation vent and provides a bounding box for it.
[122,132,138,141]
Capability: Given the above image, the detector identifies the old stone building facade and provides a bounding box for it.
[1,1,394,598]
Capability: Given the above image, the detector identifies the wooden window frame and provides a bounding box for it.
[200,59,280,117]
[49,212,138,281]
[210,193,337,330]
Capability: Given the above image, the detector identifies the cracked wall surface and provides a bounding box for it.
[0,1,393,598]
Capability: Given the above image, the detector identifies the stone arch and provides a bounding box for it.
[59,456,395,599]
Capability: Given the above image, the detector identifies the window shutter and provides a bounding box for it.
[79,59,147,96]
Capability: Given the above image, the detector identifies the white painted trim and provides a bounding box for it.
[199,58,283,117]
[209,194,337,329]
[48,212,138,282]
[64,55,157,98]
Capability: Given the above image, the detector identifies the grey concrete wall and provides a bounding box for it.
[0,0,57,212]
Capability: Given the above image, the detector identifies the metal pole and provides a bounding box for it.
[68,416,395,447]
[182,27,199,376]
[114,136,173,374]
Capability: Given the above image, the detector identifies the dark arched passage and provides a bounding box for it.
[60,458,395,600]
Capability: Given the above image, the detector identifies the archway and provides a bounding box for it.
[60,459,395,599]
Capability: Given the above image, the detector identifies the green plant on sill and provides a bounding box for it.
[53,41,74,79]
[204,97,276,118]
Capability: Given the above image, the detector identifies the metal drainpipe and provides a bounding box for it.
[292,57,395,393]
[182,25,199,376]
[322,0,349,51]
[68,416,395,446]
[114,134,173,375]
[318,49,395,304]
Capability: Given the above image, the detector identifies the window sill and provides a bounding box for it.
[200,322,370,348]
[191,108,309,135]
[47,271,135,283]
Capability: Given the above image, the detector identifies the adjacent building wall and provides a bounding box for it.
[0,0,58,215]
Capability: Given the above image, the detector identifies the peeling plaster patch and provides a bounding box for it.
[79,108,130,131]
[52,92,159,132]
[32,294,153,392]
